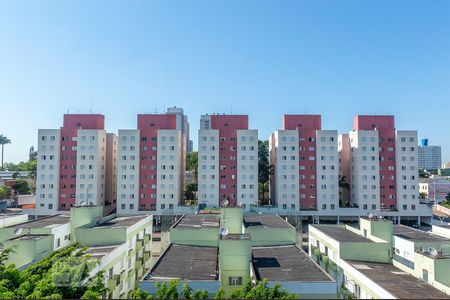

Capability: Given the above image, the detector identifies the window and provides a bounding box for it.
[229,276,243,286]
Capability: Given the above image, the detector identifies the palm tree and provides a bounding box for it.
[0,135,11,171]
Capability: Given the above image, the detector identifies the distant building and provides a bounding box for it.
[419,178,450,202]
[418,139,442,170]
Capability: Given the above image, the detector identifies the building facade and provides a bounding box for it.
[116,114,185,214]
[270,115,339,211]
[418,139,442,170]
[35,114,117,216]
[198,114,258,208]
[339,116,419,212]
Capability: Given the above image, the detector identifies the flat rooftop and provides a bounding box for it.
[8,234,50,241]
[311,225,373,243]
[347,260,450,299]
[94,215,148,228]
[144,244,218,281]
[252,245,333,282]
[434,224,450,229]
[6,214,70,229]
[86,245,121,259]
[173,214,219,229]
[244,215,292,229]
[394,225,450,243]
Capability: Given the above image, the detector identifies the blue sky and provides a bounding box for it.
[0,0,449,163]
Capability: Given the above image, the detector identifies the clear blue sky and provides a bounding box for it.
[1,0,449,163]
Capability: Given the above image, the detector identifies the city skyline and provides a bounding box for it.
[1,0,450,163]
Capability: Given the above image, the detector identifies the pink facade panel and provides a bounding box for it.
[283,115,321,210]
[354,115,397,209]
[211,115,248,206]
[58,114,105,210]
[137,114,177,211]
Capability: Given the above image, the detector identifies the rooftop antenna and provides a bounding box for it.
[220,228,229,236]
[367,212,373,219]
[153,108,158,114]
[221,199,229,207]
[428,247,438,257]
[90,101,92,114]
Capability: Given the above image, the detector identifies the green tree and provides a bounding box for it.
[181,283,194,299]
[11,179,31,195]
[258,140,274,205]
[186,152,198,183]
[419,192,427,200]
[0,186,12,200]
[184,183,198,202]
[0,135,11,171]
[214,288,225,299]
[230,278,296,299]
[419,169,430,178]
[132,288,153,299]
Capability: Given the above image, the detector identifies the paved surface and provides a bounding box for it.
[311,225,373,243]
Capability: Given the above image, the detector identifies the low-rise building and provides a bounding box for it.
[141,207,336,298]
[309,216,450,298]
[419,178,450,202]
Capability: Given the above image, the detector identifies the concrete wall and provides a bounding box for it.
[220,207,243,234]
[267,281,337,299]
[219,238,251,296]
[140,280,220,297]
[245,227,296,246]
[170,228,219,247]
[75,227,127,246]
[3,235,54,268]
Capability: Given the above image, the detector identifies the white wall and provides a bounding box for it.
[316,130,339,211]
[198,129,219,207]
[237,130,258,208]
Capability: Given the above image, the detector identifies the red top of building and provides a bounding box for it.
[282,115,321,131]
[62,114,105,129]
[137,114,177,130]
[353,115,395,130]
[210,115,248,130]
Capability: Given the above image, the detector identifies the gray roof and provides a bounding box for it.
[94,215,148,228]
[86,245,121,259]
[8,234,50,241]
[347,260,450,299]
[311,225,373,243]
[252,245,333,282]
[244,215,292,229]
[144,244,218,281]
[6,215,70,229]
[173,214,220,229]
[394,225,450,243]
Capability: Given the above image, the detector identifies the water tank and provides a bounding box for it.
[421,139,429,146]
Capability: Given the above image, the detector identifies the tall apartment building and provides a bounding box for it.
[166,106,192,153]
[418,138,442,170]
[117,114,185,214]
[339,115,419,211]
[269,115,339,211]
[198,114,258,208]
[35,114,117,216]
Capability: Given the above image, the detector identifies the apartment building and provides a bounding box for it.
[309,217,450,298]
[198,114,258,208]
[418,139,442,170]
[34,114,117,216]
[339,116,419,212]
[116,114,185,214]
[269,115,339,211]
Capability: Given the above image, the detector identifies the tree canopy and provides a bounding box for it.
[0,244,107,299]
[230,278,296,299]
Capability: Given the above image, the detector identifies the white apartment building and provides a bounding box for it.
[347,130,381,210]
[117,130,140,214]
[36,129,61,215]
[269,130,299,210]
[269,129,339,211]
[316,130,339,211]
[197,114,258,209]
[116,114,185,215]
[198,129,220,207]
[395,131,420,212]
[76,129,107,207]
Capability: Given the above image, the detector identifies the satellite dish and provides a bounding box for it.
[220,228,229,236]
[221,199,229,206]
[367,213,373,219]
[239,202,243,207]
[80,200,86,206]
[428,247,438,257]
[14,227,22,236]
[377,215,383,220]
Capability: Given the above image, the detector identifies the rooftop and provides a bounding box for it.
[173,214,220,229]
[347,260,450,299]
[311,225,373,243]
[8,234,50,241]
[394,225,450,243]
[86,245,121,259]
[244,215,292,229]
[93,215,148,228]
[252,245,333,282]
[221,233,251,240]
[6,215,70,229]
[434,224,450,229]
[144,244,218,281]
